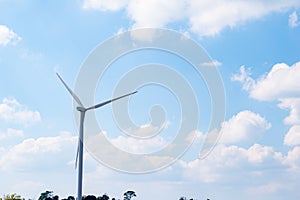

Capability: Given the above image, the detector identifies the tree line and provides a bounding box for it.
[0,191,136,200]
[1,191,209,200]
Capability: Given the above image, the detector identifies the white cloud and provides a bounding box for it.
[278,98,300,125]
[125,124,160,139]
[251,62,300,101]
[283,146,300,170]
[200,60,222,67]
[116,27,126,35]
[127,0,187,28]
[182,159,221,183]
[288,11,300,27]
[246,144,281,164]
[0,132,76,171]
[7,128,24,137]
[186,130,204,144]
[0,25,21,46]
[231,66,255,91]
[107,122,172,154]
[178,143,300,196]
[187,0,300,36]
[0,98,41,126]
[183,143,283,183]
[284,125,300,146]
[0,128,24,140]
[199,110,271,159]
[83,0,128,11]
[246,183,285,196]
[83,143,296,191]
[219,110,271,145]
[125,121,170,138]
[0,132,5,140]
[83,0,300,37]
[233,62,300,149]
[129,28,161,42]
[233,62,300,101]
[110,135,168,154]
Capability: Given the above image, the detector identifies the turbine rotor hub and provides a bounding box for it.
[76,107,85,112]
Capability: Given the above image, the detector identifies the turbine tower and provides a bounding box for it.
[57,73,137,200]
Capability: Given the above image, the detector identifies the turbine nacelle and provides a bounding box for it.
[76,107,86,112]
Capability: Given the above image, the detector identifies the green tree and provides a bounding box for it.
[84,195,96,200]
[123,191,136,200]
[67,196,75,200]
[97,194,109,200]
[38,191,53,200]
[3,194,24,200]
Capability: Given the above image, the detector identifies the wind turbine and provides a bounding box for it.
[56,73,137,200]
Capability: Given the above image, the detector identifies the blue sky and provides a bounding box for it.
[1,1,300,200]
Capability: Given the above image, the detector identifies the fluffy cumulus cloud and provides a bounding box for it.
[0,98,41,126]
[181,144,300,200]
[0,128,24,140]
[0,25,21,46]
[182,144,284,183]
[82,106,295,188]
[283,146,300,170]
[251,62,300,101]
[233,62,300,149]
[82,0,300,36]
[0,132,76,171]
[168,102,298,193]
[219,110,271,145]
[289,11,300,27]
[278,98,300,125]
[231,65,255,91]
[127,0,187,28]
[284,125,300,146]
[188,0,300,36]
[246,144,281,164]
[233,62,300,101]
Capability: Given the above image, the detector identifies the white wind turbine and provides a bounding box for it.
[56,73,137,200]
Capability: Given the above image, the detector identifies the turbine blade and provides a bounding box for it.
[86,91,137,110]
[75,140,79,169]
[56,73,84,107]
